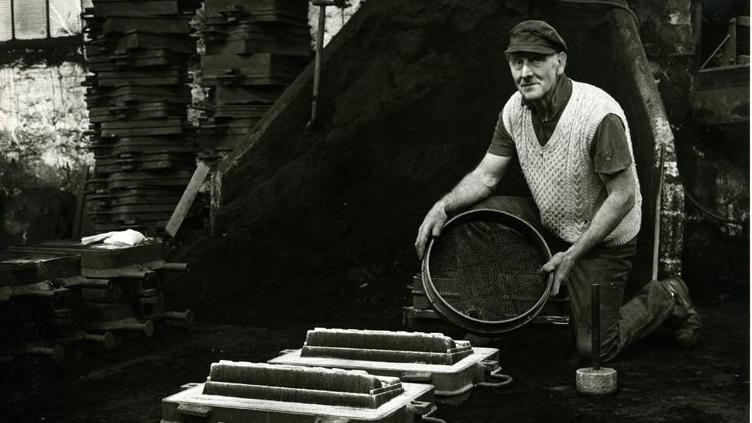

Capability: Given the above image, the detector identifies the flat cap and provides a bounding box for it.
[505,20,567,55]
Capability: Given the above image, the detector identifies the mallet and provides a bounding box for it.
[576,283,617,394]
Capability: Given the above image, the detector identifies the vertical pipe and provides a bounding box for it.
[45,0,51,38]
[10,0,15,40]
[591,283,601,370]
[309,4,326,127]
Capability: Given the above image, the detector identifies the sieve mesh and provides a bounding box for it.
[427,214,548,322]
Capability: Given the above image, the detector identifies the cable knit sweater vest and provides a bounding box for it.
[501,80,642,246]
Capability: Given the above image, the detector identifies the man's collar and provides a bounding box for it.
[520,75,571,121]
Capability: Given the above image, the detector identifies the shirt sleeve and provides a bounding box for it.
[591,113,633,174]
[488,111,515,157]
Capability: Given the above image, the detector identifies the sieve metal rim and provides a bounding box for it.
[421,208,554,335]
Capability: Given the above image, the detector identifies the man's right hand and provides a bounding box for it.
[415,202,448,259]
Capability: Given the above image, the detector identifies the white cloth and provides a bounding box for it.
[81,229,146,246]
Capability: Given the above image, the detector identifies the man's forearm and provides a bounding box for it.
[415,153,510,258]
[567,192,633,260]
[437,171,496,215]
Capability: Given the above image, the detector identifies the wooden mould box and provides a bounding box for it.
[268,328,509,397]
[9,240,167,279]
[204,0,308,23]
[86,86,191,105]
[161,361,437,423]
[0,252,81,287]
[91,0,193,17]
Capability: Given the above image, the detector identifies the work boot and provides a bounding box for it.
[663,277,702,347]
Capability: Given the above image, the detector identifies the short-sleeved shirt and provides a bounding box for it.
[488,76,633,174]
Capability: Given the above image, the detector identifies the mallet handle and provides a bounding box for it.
[592,283,601,370]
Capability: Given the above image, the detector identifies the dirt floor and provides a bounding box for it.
[3,279,748,423]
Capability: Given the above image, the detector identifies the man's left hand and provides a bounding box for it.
[541,251,577,296]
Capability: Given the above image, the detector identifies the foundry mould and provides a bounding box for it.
[87,31,197,55]
[0,251,117,362]
[91,155,195,174]
[90,0,200,18]
[212,85,285,105]
[100,16,193,35]
[86,86,192,105]
[203,23,311,57]
[89,136,197,156]
[269,328,511,397]
[204,0,308,23]
[91,170,193,189]
[85,48,190,71]
[96,120,187,138]
[201,53,306,80]
[88,69,187,88]
[162,361,438,423]
[95,152,196,174]
[87,188,184,207]
[301,328,473,365]
[0,252,81,287]
[93,117,185,131]
[0,253,75,305]
[88,101,188,121]
[7,240,176,279]
[200,68,297,88]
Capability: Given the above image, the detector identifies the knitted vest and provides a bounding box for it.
[501,81,642,246]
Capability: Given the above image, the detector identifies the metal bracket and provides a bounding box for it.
[406,400,432,415]
[477,367,513,388]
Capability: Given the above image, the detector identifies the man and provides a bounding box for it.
[414,20,701,362]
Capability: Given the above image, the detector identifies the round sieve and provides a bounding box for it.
[422,208,553,334]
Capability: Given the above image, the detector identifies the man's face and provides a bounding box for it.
[507,52,567,101]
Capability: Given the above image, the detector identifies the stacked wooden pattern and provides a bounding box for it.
[196,0,310,153]
[82,0,202,232]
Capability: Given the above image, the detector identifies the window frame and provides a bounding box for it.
[2,0,86,42]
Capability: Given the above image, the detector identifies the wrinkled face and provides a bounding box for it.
[507,52,567,101]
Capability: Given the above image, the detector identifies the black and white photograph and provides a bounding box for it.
[0,0,749,421]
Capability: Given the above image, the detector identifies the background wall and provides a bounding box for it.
[631,0,750,296]
[0,62,90,247]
